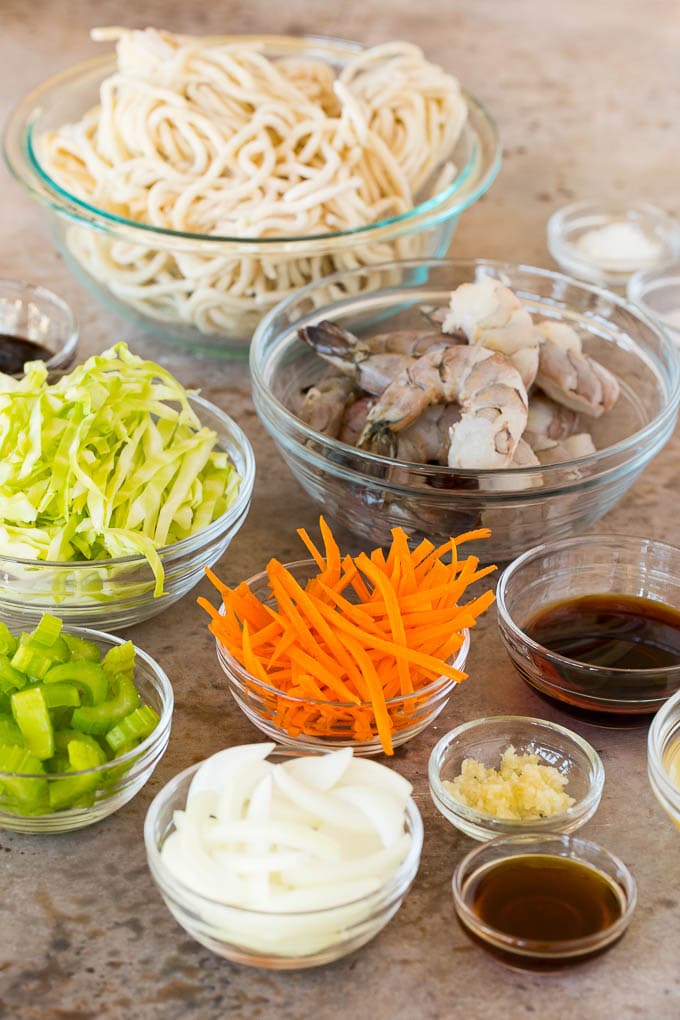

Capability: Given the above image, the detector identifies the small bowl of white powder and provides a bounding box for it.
[547,201,680,289]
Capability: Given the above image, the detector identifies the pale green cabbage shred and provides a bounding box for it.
[0,343,241,596]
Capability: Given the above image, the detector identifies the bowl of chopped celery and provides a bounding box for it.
[0,614,173,833]
[0,344,255,630]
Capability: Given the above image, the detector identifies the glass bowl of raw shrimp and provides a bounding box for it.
[250,259,680,563]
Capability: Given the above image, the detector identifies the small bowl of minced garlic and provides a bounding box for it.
[428,716,604,841]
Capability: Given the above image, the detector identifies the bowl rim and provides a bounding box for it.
[213,556,471,708]
[144,751,424,918]
[648,688,680,806]
[497,532,680,679]
[428,714,605,832]
[451,832,637,957]
[0,390,256,571]
[5,36,501,247]
[249,257,680,478]
[627,258,680,331]
[0,623,173,782]
[0,277,79,368]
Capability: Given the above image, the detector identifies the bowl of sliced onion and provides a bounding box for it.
[144,743,423,968]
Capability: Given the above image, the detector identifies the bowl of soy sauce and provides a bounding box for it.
[497,534,680,717]
[0,279,78,375]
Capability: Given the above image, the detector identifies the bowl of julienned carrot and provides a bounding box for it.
[199,518,495,756]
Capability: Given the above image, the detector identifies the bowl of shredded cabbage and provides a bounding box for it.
[0,344,255,629]
[4,28,500,354]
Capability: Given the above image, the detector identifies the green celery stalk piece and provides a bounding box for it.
[0,654,28,694]
[0,713,24,746]
[43,660,108,705]
[41,683,81,710]
[53,730,110,759]
[30,614,63,647]
[10,687,54,759]
[105,704,159,752]
[0,622,17,657]
[10,642,55,680]
[102,642,135,679]
[0,743,48,806]
[71,675,140,735]
[47,738,107,810]
[62,634,101,662]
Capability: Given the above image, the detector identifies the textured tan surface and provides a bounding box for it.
[1,1,680,1018]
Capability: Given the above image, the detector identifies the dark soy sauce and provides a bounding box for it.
[465,854,624,943]
[525,593,680,670]
[0,334,51,374]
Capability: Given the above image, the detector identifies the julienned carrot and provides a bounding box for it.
[201,517,495,755]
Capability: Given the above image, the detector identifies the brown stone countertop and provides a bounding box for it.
[0,1,679,1017]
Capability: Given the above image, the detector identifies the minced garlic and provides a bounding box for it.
[444,745,575,820]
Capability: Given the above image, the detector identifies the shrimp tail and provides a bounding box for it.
[297,320,359,360]
[358,421,399,458]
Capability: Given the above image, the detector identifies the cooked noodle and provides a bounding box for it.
[39,28,468,338]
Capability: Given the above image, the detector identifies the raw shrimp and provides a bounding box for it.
[358,345,528,469]
[298,375,355,437]
[297,321,447,396]
[537,433,597,465]
[442,276,540,388]
[340,396,460,462]
[441,278,620,416]
[523,395,578,452]
[535,321,620,417]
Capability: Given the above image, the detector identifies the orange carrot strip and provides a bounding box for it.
[241,622,269,682]
[288,645,360,704]
[296,527,326,570]
[336,630,394,755]
[355,552,412,695]
[197,595,221,622]
[319,516,341,584]
[205,566,232,596]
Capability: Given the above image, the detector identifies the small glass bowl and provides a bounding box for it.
[452,833,637,970]
[144,753,423,969]
[0,279,78,372]
[0,625,173,833]
[628,260,680,347]
[428,716,604,841]
[497,534,680,716]
[648,688,680,830]
[0,395,255,631]
[547,201,680,289]
[213,559,470,756]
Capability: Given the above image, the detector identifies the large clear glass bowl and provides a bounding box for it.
[3,36,500,355]
[250,258,680,564]
[144,752,423,968]
[0,395,256,631]
[0,626,173,834]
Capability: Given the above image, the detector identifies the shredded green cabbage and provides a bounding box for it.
[0,343,241,596]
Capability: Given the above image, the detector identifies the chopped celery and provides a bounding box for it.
[71,675,140,735]
[11,687,54,759]
[63,634,101,662]
[42,683,81,710]
[102,641,135,679]
[105,705,160,752]
[0,622,17,657]
[44,660,107,705]
[31,614,63,647]
[0,713,23,746]
[0,744,48,805]
[0,655,28,694]
[0,614,159,815]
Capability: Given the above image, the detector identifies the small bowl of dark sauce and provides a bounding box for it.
[497,535,680,718]
[0,280,78,375]
[452,833,637,970]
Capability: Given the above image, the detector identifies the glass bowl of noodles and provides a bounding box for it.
[4,29,500,356]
